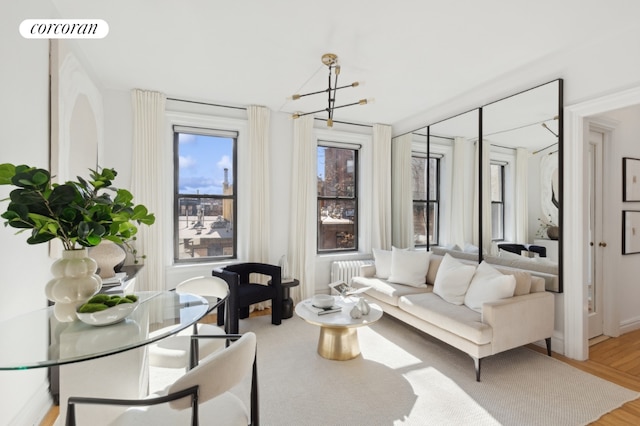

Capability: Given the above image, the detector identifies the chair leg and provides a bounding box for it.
[472,357,481,382]
[217,304,225,327]
[545,337,552,356]
[239,306,250,319]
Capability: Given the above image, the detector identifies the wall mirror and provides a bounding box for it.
[428,109,480,256]
[481,79,563,292]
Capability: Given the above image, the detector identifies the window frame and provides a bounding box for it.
[490,161,505,241]
[316,141,359,254]
[172,125,238,263]
[411,153,440,247]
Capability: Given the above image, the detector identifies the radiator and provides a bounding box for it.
[330,260,374,284]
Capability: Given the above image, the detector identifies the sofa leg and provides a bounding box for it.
[473,357,481,382]
[545,337,552,356]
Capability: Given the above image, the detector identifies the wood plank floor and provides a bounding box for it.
[40,315,640,425]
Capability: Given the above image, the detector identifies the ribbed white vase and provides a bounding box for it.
[89,240,127,278]
[45,248,102,322]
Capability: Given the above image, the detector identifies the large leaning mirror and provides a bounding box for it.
[481,79,563,292]
[428,109,481,259]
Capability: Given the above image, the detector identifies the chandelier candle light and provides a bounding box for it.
[290,53,372,127]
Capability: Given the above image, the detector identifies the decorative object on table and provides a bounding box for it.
[0,164,155,321]
[349,304,363,319]
[356,297,370,315]
[289,53,372,128]
[89,240,127,278]
[76,294,139,326]
[279,254,293,282]
[535,215,559,240]
[312,294,334,309]
[623,157,640,202]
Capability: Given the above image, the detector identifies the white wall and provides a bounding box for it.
[0,2,59,425]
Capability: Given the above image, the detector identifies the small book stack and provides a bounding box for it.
[302,300,342,316]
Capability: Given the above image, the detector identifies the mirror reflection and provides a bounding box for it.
[428,109,480,258]
[482,80,561,291]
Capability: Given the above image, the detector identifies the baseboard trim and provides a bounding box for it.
[619,317,640,335]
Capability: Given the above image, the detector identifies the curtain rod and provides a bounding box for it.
[166,97,247,111]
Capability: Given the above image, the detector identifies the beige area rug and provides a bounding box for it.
[150,314,639,426]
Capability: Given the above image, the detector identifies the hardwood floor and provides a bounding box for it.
[40,317,640,425]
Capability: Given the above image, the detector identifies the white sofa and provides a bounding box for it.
[351,251,555,381]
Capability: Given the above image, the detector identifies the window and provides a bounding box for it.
[490,162,505,241]
[412,155,440,246]
[174,126,237,262]
[317,144,358,252]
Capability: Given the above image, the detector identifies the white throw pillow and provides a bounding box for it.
[464,261,516,313]
[372,248,393,279]
[433,253,476,305]
[387,247,431,288]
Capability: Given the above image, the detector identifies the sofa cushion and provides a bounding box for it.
[433,254,476,305]
[372,248,392,279]
[464,261,516,313]
[388,247,431,288]
[399,293,492,345]
[426,255,442,286]
[351,276,431,306]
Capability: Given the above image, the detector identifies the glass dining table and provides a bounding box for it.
[0,291,210,425]
[0,291,209,370]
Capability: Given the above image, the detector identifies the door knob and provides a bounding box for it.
[599,242,607,247]
[590,242,594,246]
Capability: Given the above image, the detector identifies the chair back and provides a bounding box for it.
[177,276,229,312]
[167,332,257,410]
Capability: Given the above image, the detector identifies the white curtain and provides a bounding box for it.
[288,116,315,303]
[247,106,271,263]
[372,124,392,250]
[515,148,529,243]
[391,133,413,248]
[131,89,166,292]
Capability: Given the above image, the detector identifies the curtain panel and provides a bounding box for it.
[372,124,392,250]
[131,89,166,292]
[288,116,316,303]
[391,133,413,248]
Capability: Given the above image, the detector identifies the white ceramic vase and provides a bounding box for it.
[45,248,102,322]
[89,240,127,278]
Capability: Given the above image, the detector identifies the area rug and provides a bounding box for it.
[150,314,639,425]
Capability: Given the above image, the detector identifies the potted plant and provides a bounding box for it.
[0,163,155,320]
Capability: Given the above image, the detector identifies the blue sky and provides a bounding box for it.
[178,133,233,195]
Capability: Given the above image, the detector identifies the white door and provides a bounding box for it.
[587,130,604,339]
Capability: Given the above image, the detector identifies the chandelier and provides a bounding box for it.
[290,53,371,127]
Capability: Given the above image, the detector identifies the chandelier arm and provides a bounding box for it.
[332,100,367,110]
[293,108,330,118]
[294,88,330,99]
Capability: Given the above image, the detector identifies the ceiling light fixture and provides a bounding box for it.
[290,53,372,127]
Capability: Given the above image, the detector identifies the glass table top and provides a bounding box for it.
[0,291,209,370]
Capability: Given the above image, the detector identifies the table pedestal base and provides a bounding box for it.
[317,326,360,360]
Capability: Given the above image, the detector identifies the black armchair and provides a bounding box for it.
[213,263,283,334]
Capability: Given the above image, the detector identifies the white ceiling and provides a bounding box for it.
[52,0,640,127]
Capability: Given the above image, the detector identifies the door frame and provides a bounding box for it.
[564,86,640,360]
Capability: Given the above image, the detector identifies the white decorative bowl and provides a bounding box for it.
[312,294,335,309]
[77,301,139,326]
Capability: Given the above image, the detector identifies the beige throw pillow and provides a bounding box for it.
[464,261,516,313]
[433,253,476,305]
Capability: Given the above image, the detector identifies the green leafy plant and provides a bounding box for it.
[0,163,155,252]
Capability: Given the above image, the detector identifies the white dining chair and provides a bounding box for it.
[66,332,258,426]
[148,276,230,369]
